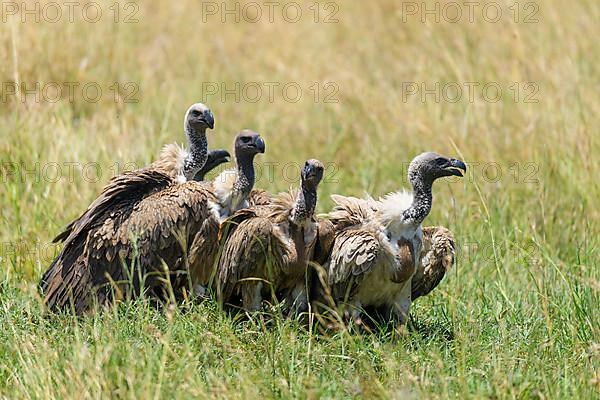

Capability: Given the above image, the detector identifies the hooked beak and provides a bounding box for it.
[447,158,467,177]
[253,136,266,153]
[208,149,231,163]
[201,110,215,129]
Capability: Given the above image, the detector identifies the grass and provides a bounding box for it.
[0,0,598,398]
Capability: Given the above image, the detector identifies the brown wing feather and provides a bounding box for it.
[217,189,301,304]
[41,169,174,310]
[247,189,271,206]
[41,176,219,313]
[87,181,219,297]
[51,169,173,245]
[327,229,382,301]
[411,226,455,300]
[312,218,335,266]
[391,238,416,283]
[327,195,376,230]
[217,212,290,303]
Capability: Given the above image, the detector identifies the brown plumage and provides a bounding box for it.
[217,159,325,313]
[318,153,466,326]
[411,226,455,301]
[206,130,265,218]
[247,188,272,206]
[40,103,217,313]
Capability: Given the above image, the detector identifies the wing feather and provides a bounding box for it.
[217,212,285,302]
[328,229,381,300]
[411,226,455,300]
[41,177,219,313]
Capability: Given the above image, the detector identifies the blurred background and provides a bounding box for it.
[0,0,598,397]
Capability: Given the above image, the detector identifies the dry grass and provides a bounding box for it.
[0,0,598,398]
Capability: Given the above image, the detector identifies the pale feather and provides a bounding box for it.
[152,143,188,181]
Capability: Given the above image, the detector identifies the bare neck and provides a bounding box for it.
[231,153,256,209]
[183,124,208,180]
[291,184,317,225]
[402,176,433,225]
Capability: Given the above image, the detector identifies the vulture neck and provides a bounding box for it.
[231,153,256,209]
[291,184,317,225]
[183,123,208,180]
[402,176,433,226]
[194,151,226,181]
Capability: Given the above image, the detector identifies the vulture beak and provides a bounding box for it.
[210,149,231,163]
[302,159,324,181]
[202,110,215,129]
[446,158,467,177]
[253,136,266,153]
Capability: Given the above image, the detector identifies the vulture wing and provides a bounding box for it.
[42,178,220,312]
[312,218,335,266]
[217,207,290,303]
[411,226,455,300]
[41,169,174,307]
[327,229,383,301]
[51,169,173,245]
[247,189,272,206]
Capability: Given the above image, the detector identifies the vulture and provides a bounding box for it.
[40,103,219,313]
[322,152,465,326]
[194,149,231,181]
[217,159,325,313]
[208,130,265,219]
[187,129,266,294]
[40,121,265,313]
[411,226,455,301]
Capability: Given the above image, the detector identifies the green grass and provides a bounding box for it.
[0,0,599,398]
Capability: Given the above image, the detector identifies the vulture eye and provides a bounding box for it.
[191,110,201,117]
[240,136,252,143]
[435,157,448,166]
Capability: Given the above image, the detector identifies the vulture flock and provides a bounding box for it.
[40,103,466,330]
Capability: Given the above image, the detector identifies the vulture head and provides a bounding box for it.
[185,103,215,131]
[205,149,231,168]
[408,152,466,185]
[234,130,266,159]
[193,149,231,181]
[301,159,325,190]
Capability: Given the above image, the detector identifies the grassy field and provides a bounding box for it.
[1,0,598,398]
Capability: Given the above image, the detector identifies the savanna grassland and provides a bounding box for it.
[0,0,598,398]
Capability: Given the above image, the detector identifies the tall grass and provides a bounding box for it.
[0,0,598,398]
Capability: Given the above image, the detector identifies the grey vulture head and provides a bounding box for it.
[301,159,325,191]
[184,103,215,132]
[234,129,266,159]
[408,152,466,185]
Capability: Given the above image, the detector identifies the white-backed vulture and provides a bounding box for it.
[217,159,325,313]
[411,226,455,301]
[188,130,265,294]
[40,103,217,313]
[194,149,231,181]
[323,152,466,326]
[208,129,266,219]
[40,125,265,313]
